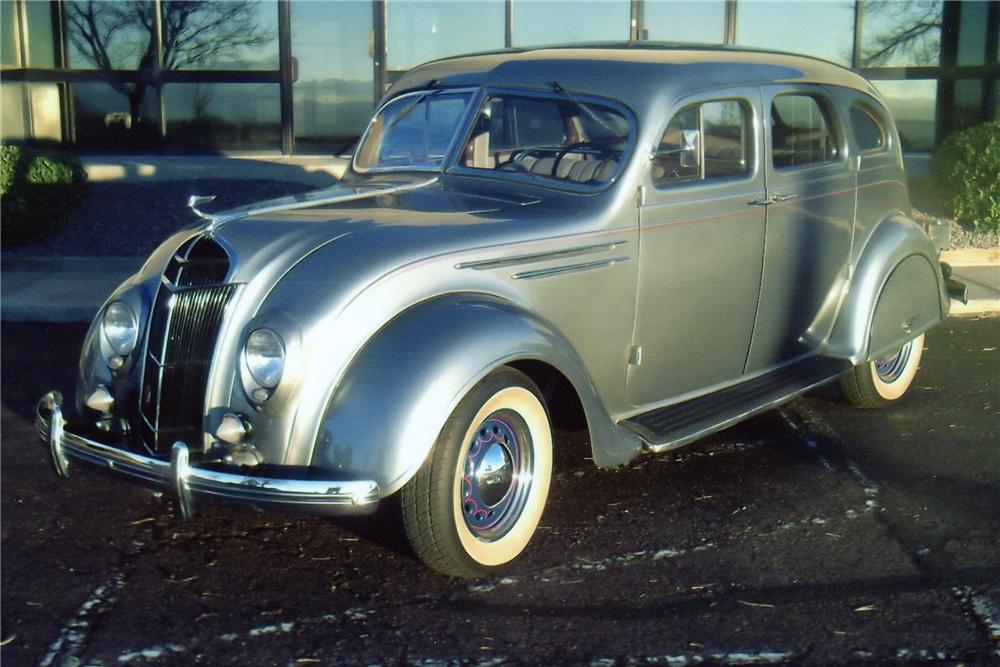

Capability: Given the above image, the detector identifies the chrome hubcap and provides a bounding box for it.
[874,339,913,383]
[462,413,530,540]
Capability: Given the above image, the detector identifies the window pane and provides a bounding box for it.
[771,95,838,168]
[703,101,751,178]
[66,1,156,70]
[24,0,56,68]
[71,82,161,150]
[850,105,885,152]
[164,83,280,150]
[30,83,62,142]
[957,1,989,66]
[387,1,504,72]
[954,79,984,132]
[2,0,18,67]
[860,1,942,67]
[356,91,474,170]
[66,1,279,71]
[736,0,854,66]
[165,1,279,70]
[512,1,629,47]
[872,80,937,151]
[292,1,374,153]
[643,1,725,43]
[459,93,629,185]
[1,83,26,141]
[654,100,751,187]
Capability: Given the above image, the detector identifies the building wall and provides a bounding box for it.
[1,0,997,155]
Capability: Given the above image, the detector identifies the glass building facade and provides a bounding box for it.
[2,0,997,154]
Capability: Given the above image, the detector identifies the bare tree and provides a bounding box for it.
[860,0,942,67]
[66,1,275,127]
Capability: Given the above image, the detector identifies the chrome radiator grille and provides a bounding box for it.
[139,236,234,455]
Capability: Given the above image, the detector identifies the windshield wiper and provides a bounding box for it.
[551,81,619,140]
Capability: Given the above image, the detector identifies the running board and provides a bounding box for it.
[622,357,851,453]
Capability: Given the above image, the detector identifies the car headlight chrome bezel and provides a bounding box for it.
[101,301,139,358]
[244,328,286,392]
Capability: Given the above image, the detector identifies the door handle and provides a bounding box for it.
[770,193,799,202]
[748,196,772,206]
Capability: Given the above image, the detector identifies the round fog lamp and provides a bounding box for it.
[244,328,285,389]
[103,302,138,356]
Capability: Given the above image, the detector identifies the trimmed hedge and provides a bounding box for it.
[929,121,1000,234]
[1,144,88,245]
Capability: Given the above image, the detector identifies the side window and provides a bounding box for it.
[850,104,886,153]
[771,94,839,168]
[653,99,752,188]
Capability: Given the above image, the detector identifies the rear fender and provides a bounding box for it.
[827,215,947,363]
[313,293,640,497]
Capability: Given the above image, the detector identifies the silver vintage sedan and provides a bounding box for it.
[38,46,966,577]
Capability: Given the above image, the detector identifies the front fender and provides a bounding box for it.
[313,293,639,497]
[827,215,947,363]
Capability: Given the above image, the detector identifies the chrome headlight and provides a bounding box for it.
[102,301,138,357]
[244,328,285,390]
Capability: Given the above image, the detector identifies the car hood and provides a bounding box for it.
[203,176,605,298]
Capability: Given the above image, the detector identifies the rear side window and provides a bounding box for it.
[771,95,839,168]
[850,104,886,153]
[653,99,752,188]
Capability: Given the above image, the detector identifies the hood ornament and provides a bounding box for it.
[187,195,218,224]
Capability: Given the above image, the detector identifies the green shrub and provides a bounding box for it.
[929,121,1000,234]
[1,143,88,245]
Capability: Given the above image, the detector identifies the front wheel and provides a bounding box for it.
[401,367,552,578]
[839,333,925,408]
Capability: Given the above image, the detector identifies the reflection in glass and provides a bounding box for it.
[956,1,989,66]
[643,1,725,44]
[873,80,937,151]
[387,1,504,72]
[737,0,854,65]
[953,80,983,134]
[166,1,278,70]
[860,1,942,67]
[1,83,27,141]
[2,0,19,67]
[71,82,161,150]
[30,84,63,142]
[292,1,374,152]
[512,1,629,47]
[24,0,57,68]
[165,83,280,150]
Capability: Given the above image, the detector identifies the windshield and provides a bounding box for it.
[354,90,475,171]
[457,92,632,186]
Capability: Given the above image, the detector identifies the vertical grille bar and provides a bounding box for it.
[139,235,234,456]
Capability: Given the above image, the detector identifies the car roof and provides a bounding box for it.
[387,43,881,117]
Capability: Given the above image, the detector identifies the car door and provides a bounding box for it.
[745,86,855,373]
[627,89,766,407]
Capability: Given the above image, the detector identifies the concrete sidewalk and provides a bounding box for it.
[2,250,997,323]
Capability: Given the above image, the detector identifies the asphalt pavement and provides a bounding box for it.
[1,316,998,666]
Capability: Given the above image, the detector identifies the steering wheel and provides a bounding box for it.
[552,142,618,176]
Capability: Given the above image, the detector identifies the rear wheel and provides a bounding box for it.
[401,367,552,578]
[840,333,925,408]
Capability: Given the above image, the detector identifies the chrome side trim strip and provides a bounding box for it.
[203,177,439,230]
[455,240,628,271]
[512,256,630,280]
[36,393,380,517]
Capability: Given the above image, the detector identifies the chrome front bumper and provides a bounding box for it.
[36,391,380,518]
